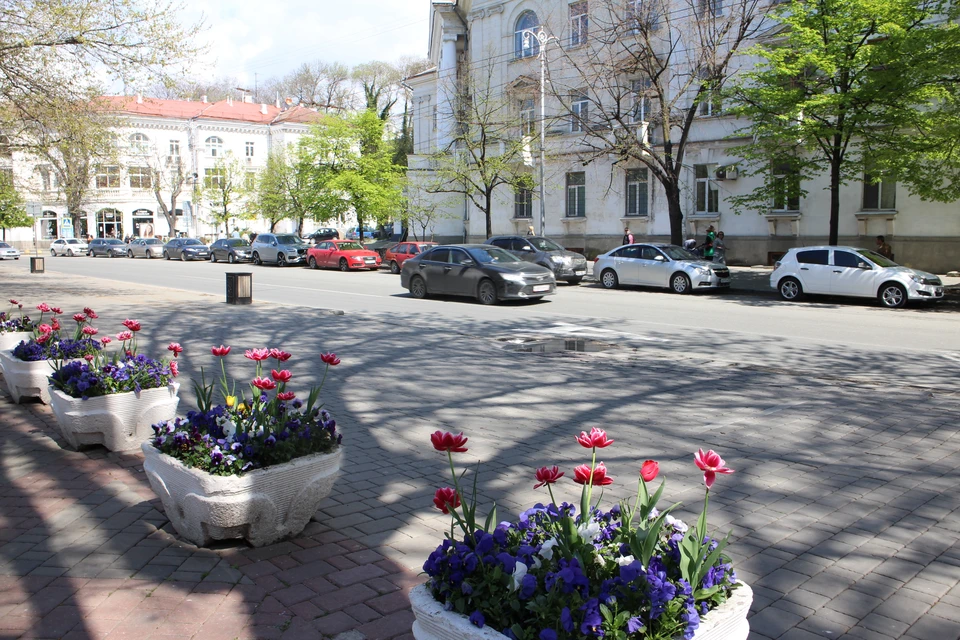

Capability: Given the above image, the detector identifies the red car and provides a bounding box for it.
[307,240,382,271]
[383,241,438,274]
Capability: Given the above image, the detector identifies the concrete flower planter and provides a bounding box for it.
[50,383,180,451]
[0,349,72,404]
[0,331,32,355]
[410,581,753,640]
[141,444,342,547]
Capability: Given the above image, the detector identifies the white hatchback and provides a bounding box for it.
[50,238,88,256]
[770,246,943,308]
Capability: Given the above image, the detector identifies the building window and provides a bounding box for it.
[245,141,255,158]
[631,79,653,122]
[570,2,588,46]
[515,188,533,218]
[39,210,58,239]
[37,165,57,191]
[204,168,225,189]
[772,162,801,211]
[128,166,152,190]
[95,165,121,189]
[566,172,586,217]
[626,168,648,216]
[863,170,896,210]
[129,133,150,154]
[515,11,541,59]
[571,92,589,132]
[0,135,11,159]
[694,164,718,214]
[169,140,180,158]
[626,0,660,32]
[520,99,536,136]
[698,0,723,17]
[205,136,224,157]
[244,171,256,190]
[697,77,722,117]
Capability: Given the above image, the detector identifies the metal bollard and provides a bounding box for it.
[225,272,253,305]
[30,257,45,274]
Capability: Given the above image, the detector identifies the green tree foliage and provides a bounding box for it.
[198,153,253,235]
[0,173,29,241]
[728,0,960,244]
[253,147,315,234]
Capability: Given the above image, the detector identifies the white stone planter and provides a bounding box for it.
[50,383,180,451]
[0,331,32,355]
[0,349,71,404]
[410,581,753,640]
[141,444,342,547]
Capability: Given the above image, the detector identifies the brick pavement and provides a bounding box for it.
[1,269,960,639]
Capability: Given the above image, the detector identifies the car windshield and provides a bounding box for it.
[227,239,249,247]
[660,245,698,261]
[858,249,898,268]
[530,237,563,251]
[66,239,81,244]
[182,239,202,246]
[276,235,304,245]
[337,241,364,251]
[467,246,522,264]
[0,242,10,248]
[145,239,161,245]
[105,239,124,245]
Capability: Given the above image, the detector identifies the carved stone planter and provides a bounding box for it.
[50,383,180,451]
[141,444,342,547]
[0,332,32,355]
[410,581,753,640]
[0,349,72,404]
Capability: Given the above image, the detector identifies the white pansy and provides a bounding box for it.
[577,521,601,543]
[538,538,558,560]
[222,420,236,438]
[616,555,636,566]
[509,561,528,591]
[666,515,688,532]
[531,557,542,570]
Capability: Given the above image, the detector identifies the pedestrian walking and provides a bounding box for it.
[622,227,634,245]
[713,231,726,264]
[702,225,716,261]
[527,225,535,236]
[876,235,894,260]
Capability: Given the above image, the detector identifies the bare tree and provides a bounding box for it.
[550,0,762,244]
[146,77,242,102]
[152,152,189,236]
[352,61,403,121]
[405,188,457,241]
[260,62,356,112]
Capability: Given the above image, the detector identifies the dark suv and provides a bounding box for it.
[87,238,127,257]
[305,228,340,242]
[486,235,588,284]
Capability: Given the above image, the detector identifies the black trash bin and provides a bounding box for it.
[226,272,253,305]
[30,257,45,274]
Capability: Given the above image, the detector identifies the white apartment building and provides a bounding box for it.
[1,95,322,248]
[407,0,960,271]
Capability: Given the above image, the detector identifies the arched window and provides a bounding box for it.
[515,11,541,59]
[129,132,150,153]
[205,136,224,157]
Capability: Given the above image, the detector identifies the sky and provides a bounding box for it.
[185,0,432,87]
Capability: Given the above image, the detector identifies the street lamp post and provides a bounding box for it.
[524,29,557,237]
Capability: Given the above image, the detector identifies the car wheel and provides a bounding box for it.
[50,249,56,257]
[277,253,286,267]
[410,275,428,299]
[180,253,186,262]
[339,258,349,272]
[228,253,236,264]
[568,277,583,286]
[163,251,170,260]
[671,273,691,294]
[389,260,400,274]
[778,277,802,301]
[308,256,318,269]
[128,250,134,258]
[477,279,498,305]
[146,251,152,259]
[252,252,262,266]
[879,282,907,308]
[600,269,619,289]
[210,252,217,263]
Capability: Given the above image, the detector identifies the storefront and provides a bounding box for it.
[132,209,156,238]
[96,208,123,238]
[39,211,58,239]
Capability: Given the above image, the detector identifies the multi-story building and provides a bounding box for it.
[407,0,960,271]
[2,95,321,247]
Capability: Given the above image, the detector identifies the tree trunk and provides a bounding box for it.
[297,217,304,236]
[269,220,277,232]
[484,191,493,239]
[829,158,841,246]
[666,182,684,246]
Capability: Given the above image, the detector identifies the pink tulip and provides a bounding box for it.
[430,431,468,453]
[277,391,296,401]
[122,319,141,332]
[169,361,179,377]
[534,466,564,489]
[271,369,292,383]
[251,377,277,391]
[640,460,659,483]
[211,345,231,357]
[320,352,340,366]
[116,331,133,341]
[82,326,98,336]
[167,343,183,358]
[244,348,271,361]
[433,487,461,514]
[573,462,614,486]
[83,307,98,319]
[576,427,614,449]
[694,449,734,489]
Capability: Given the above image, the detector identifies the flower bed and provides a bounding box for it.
[417,429,748,640]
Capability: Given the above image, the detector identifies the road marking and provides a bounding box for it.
[538,322,671,343]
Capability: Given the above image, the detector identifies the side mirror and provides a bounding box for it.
[858,262,871,270]
[522,246,535,252]
[461,259,475,267]
[654,255,666,262]
[272,241,278,247]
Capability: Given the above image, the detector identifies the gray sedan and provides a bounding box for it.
[127,238,164,259]
[594,243,730,294]
[162,238,210,261]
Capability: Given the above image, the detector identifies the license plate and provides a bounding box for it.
[574,270,586,276]
[719,278,730,284]
[364,258,376,262]
[533,284,551,292]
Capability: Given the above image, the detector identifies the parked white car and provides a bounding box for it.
[0,242,21,260]
[770,246,944,308]
[50,238,88,257]
[594,243,731,294]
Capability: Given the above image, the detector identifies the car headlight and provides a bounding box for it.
[501,273,528,284]
[694,267,713,276]
[550,255,564,264]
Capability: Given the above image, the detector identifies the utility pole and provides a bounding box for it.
[524,29,557,237]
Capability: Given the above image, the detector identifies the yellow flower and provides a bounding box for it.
[226,395,237,408]
[237,402,247,413]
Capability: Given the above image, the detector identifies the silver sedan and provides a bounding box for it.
[594,243,731,294]
[127,238,164,259]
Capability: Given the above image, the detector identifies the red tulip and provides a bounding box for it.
[100,337,112,346]
[36,333,50,344]
[116,331,133,341]
[576,427,614,449]
[211,345,231,357]
[694,449,734,490]
[82,326,98,336]
[167,343,183,357]
[430,430,468,453]
[269,348,292,362]
[83,354,94,362]
[83,307,98,319]
[251,377,277,391]
[51,307,62,315]
[38,324,53,334]
[73,313,86,323]
[8,299,18,305]
[534,466,565,489]
[37,303,51,313]
[51,318,61,331]
[271,369,292,383]
[277,391,296,401]
[122,319,141,332]
[244,348,270,361]
[433,487,461,514]
[573,462,614,486]
[169,360,179,377]
[320,352,340,366]
[640,460,660,483]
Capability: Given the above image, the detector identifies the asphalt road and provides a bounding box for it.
[4,253,959,391]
